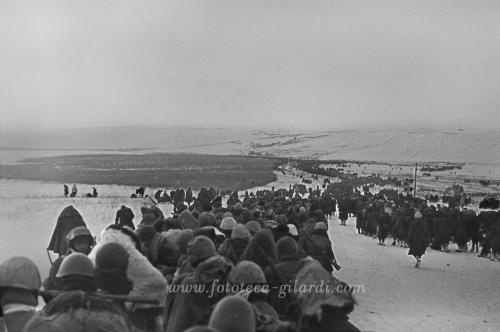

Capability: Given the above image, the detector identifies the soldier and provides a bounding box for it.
[115,205,135,230]
[24,254,132,332]
[44,226,95,291]
[0,257,41,332]
[407,210,431,268]
[71,184,78,197]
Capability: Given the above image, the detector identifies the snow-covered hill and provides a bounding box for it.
[1,127,499,163]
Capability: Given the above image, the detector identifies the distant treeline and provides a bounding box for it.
[420,164,463,172]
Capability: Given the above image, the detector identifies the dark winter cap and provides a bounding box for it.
[136,225,157,242]
[209,296,256,332]
[199,212,218,227]
[232,203,243,213]
[231,224,251,240]
[229,260,266,286]
[245,220,262,235]
[274,214,288,226]
[277,237,299,260]
[140,213,156,226]
[187,236,217,266]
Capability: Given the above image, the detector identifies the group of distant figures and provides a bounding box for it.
[63,184,98,198]
[130,187,197,211]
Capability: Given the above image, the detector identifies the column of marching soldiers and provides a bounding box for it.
[1,182,499,332]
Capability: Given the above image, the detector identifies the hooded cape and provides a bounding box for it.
[47,206,87,255]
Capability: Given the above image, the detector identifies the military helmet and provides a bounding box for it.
[56,253,94,278]
[0,256,41,290]
[65,226,94,244]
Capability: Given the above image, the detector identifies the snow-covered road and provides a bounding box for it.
[329,215,500,332]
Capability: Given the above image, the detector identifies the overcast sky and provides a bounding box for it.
[0,0,498,132]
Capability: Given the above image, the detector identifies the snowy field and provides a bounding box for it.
[0,179,159,278]
[0,170,499,331]
[0,167,303,278]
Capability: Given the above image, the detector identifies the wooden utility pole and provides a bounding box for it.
[413,163,418,197]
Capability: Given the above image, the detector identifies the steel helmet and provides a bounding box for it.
[0,256,41,290]
[56,253,94,278]
[66,226,94,244]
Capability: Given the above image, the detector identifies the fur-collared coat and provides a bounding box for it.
[88,229,168,311]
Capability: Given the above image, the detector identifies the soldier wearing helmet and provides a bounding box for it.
[24,253,133,332]
[65,226,95,255]
[0,257,41,332]
[55,253,95,292]
[43,226,94,292]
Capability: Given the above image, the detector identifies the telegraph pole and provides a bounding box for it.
[413,163,418,197]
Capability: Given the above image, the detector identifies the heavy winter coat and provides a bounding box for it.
[1,310,36,332]
[238,231,278,272]
[364,207,378,235]
[264,252,307,320]
[178,210,199,230]
[43,255,65,291]
[294,258,356,330]
[23,291,132,332]
[393,208,411,241]
[434,209,453,244]
[355,210,364,230]
[467,212,480,243]
[163,255,233,332]
[454,211,473,247]
[300,306,361,332]
[115,206,135,230]
[377,212,391,239]
[298,228,336,273]
[338,209,348,222]
[218,238,249,264]
[487,219,500,253]
[407,218,430,257]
